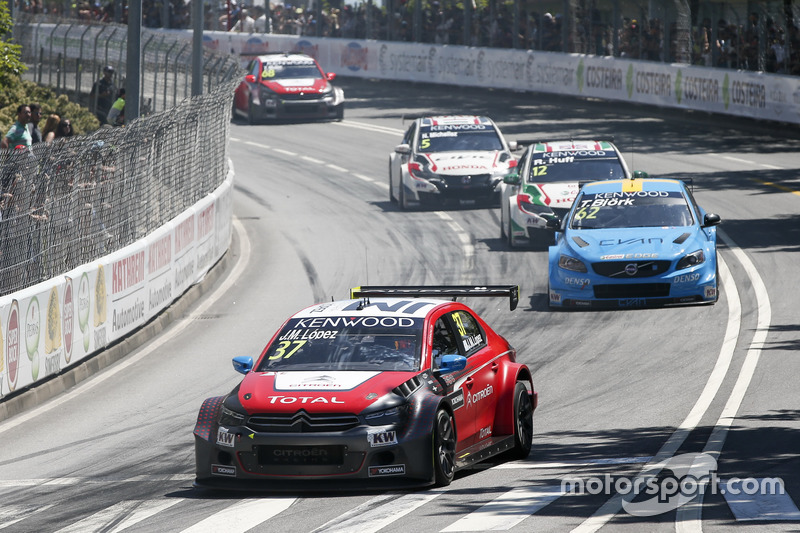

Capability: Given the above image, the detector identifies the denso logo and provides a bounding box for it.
[674,273,700,284]
[265,396,345,404]
[466,384,493,406]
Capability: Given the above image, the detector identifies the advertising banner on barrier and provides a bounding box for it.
[196,30,800,126]
[145,224,175,321]
[173,208,198,297]
[195,197,217,279]
[107,243,148,341]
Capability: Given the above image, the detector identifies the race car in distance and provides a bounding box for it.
[389,115,518,209]
[500,139,631,248]
[194,286,537,490]
[548,176,721,308]
[233,52,344,123]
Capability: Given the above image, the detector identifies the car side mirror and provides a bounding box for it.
[632,170,649,179]
[545,217,561,230]
[702,213,721,227]
[245,74,257,83]
[503,173,521,185]
[437,354,467,375]
[508,140,518,151]
[394,144,411,155]
[232,356,254,375]
[326,72,337,82]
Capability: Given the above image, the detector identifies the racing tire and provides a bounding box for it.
[399,179,410,211]
[389,163,397,204]
[508,382,534,460]
[247,98,256,125]
[500,210,507,240]
[335,106,344,121]
[506,215,517,249]
[433,408,456,487]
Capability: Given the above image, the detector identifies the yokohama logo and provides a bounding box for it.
[369,464,406,477]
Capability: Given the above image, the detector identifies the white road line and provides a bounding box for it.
[326,163,348,172]
[722,480,800,521]
[434,212,474,282]
[721,156,755,164]
[331,120,404,135]
[353,173,374,183]
[492,457,652,470]
[441,485,566,531]
[53,500,183,533]
[179,498,296,533]
[273,148,297,156]
[760,164,782,169]
[0,219,251,435]
[573,250,742,533]
[676,229,773,532]
[313,491,444,533]
[0,504,55,530]
[0,474,195,487]
[243,140,270,149]
[301,155,325,164]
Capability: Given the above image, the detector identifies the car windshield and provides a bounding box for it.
[417,124,504,152]
[257,317,423,372]
[261,62,322,80]
[569,190,694,229]
[525,156,626,183]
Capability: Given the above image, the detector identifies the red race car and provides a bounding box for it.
[233,52,345,124]
[194,285,537,490]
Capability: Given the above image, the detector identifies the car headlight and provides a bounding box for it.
[363,404,409,426]
[558,254,587,273]
[676,250,705,270]
[219,405,246,426]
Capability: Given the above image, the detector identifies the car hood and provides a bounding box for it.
[260,78,329,94]
[237,370,417,414]
[523,181,580,208]
[564,226,704,262]
[425,151,509,175]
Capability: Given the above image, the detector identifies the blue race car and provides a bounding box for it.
[547,176,721,308]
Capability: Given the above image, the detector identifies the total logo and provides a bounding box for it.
[466,384,493,406]
[264,395,344,404]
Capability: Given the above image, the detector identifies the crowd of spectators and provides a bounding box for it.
[11,0,800,76]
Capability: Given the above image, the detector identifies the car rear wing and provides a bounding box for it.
[350,285,520,311]
[516,136,616,148]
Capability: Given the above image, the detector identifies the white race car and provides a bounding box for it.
[499,139,631,248]
[389,116,517,209]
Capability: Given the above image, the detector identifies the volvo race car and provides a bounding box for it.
[500,139,630,248]
[233,52,345,123]
[389,116,518,209]
[194,286,537,490]
[548,177,721,308]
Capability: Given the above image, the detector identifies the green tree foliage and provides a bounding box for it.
[0,0,27,85]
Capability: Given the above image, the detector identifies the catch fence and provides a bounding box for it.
[1,18,243,297]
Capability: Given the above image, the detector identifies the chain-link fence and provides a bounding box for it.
[1,19,243,297]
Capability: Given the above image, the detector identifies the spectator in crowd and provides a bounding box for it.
[41,114,61,143]
[1,105,32,150]
[28,104,43,144]
[89,65,116,123]
[254,6,272,33]
[106,88,126,126]
[55,119,74,139]
[231,8,255,32]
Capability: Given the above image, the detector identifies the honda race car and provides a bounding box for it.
[500,139,630,248]
[389,116,518,209]
[548,177,721,308]
[233,52,345,123]
[194,286,537,490]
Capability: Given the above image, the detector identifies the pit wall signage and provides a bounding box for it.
[194,30,800,125]
[0,173,233,400]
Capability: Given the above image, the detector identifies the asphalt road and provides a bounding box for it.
[1,78,799,532]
